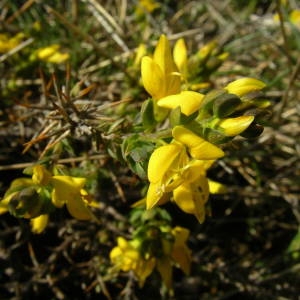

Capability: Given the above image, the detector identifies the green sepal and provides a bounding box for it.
[170,107,198,127]
[203,127,232,144]
[212,93,242,118]
[197,89,226,120]
[184,120,206,138]
[169,106,181,127]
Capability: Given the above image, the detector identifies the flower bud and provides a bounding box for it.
[225,78,266,97]
[218,115,254,136]
[8,187,43,218]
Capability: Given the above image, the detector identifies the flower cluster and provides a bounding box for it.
[0,32,25,53]
[139,34,268,222]
[0,165,94,233]
[30,44,69,64]
[110,209,191,288]
[147,126,224,222]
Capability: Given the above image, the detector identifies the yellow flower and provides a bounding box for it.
[0,178,35,216]
[157,91,204,116]
[218,115,254,136]
[173,38,188,79]
[136,0,160,14]
[172,126,224,160]
[147,143,187,184]
[141,35,181,100]
[172,160,214,223]
[225,78,266,97]
[146,126,224,221]
[173,173,209,223]
[0,176,49,233]
[36,44,60,60]
[156,256,173,289]
[46,52,70,64]
[146,127,224,212]
[133,43,147,67]
[171,227,191,275]
[35,44,69,64]
[274,9,300,28]
[51,176,93,220]
[290,10,300,27]
[30,214,49,234]
[32,164,51,185]
[110,237,156,287]
[208,180,227,194]
[0,32,25,53]
[146,143,189,209]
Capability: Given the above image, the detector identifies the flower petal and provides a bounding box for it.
[171,230,192,275]
[153,34,177,75]
[135,258,156,288]
[173,177,209,223]
[208,180,227,194]
[157,91,204,116]
[153,34,181,97]
[30,214,49,234]
[156,257,173,289]
[218,115,254,136]
[32,165,51,185]
[147,144,183,183]
[141,56,165,99]
[146,182,169,209]
[225,78,266,97]
[173,38,187,76]
[66,193,93,220]
[51,176,86,208]
[172,126,224,160]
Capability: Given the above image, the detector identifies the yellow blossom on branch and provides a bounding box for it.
[218,115,255,136]
[141,35,181,100]
[33,44,69,64]
[110,224,192,289]
[33,164,94,220]
[30,214,49,234]
[141,34,181,120]
[170,226,192,274]
[146,126,224,221]
[173,38,188,80]
[225,77,266,97]
[157,91,205,116]
[110,236,156,287]
[0,164,95,233]
[51,175,93,220]
[172,126,224,160]
[0,32,25,53]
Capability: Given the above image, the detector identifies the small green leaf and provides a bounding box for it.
[141,99,156,130]
[287,227,300,259]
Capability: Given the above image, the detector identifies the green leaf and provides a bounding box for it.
[141,98,156,131]
[287,227,300,259]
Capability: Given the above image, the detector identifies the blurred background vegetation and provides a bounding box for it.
[0,0,299,299]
